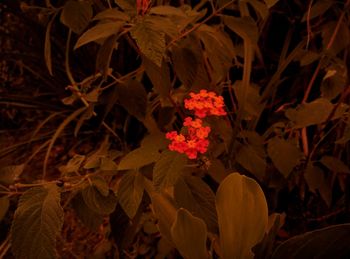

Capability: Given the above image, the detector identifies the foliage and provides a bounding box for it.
[1,0,350,258]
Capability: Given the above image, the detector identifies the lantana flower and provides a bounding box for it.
[166,90,226,159]
[184,89,227,118]
[166,117,210,159]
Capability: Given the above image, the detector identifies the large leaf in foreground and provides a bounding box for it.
[171,208,208,259]
[11,184,64,259]
[216,173,268,259]
[272,224,350,259]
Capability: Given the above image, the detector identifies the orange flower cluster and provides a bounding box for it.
[166,118,210,159]
[184,89,227,118]
[166,90,227,159]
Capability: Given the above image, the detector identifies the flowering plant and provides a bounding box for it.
[166,90,227,159]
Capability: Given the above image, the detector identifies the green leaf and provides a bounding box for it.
[247,0,269,19]
[223,16,259,43]
[141,133,169,152]
[304,163,331,206]
[301,0,333,22]
[142,57,171,101]
[208,158,229,183]
[233,81,264,118]
[130,17,166,67]
[45,13,57,76]
[114,0,136,14]
[117,170,144,219]
[90,176,110,196]
[197,24,235,83]
[319,155,350,174]
[82,185,117,215]
[153,150,187,191]
[174,176,218,233]
[100,156,119,171]
[235,144,266,181]
[171,208,208,259]
[322,21,350,55]
[171,43,199,88]
[267,137,303,178]
[116,79,147,120]
[206,117,232,149]
[59,154,85,175]
[11,184,64,259]
[92,8,130,21]
[71,193,103,231]
[272,224,350,259]
[96,34,118,77]
[150,5,187,17]
[263,0,280,8]
[148,187,177,243]
[285,98,334,128]
[296,50,321,66]
[0,196,9,222]
[60,0,92,34]
[0,164,25,185]
[75,21,124,49]
[118,142,161,171]
[336,122,350,144]
[216,173,268,259]
[253,213,285,259]
[321,61,347,100]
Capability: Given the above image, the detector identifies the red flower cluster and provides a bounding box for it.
[166,90,227,159]
[184,89,227,118]
[166,118,210,159]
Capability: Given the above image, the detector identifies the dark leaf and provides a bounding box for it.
[93,8,130,21]
[170,208,208,259]
[236,144,266,181]
[75,21,124,49]
[116,79,147,121]
[285,98,334,128]
[82,186,117,215]
[130,17,166,67]
[171,37,200,88]
[0,196,9,222]
[320,156,350,174]
[174,175,218,233]
[301,0,334,22]
[272,224,350,259]
[223,16,259,43]
[60,0,92,34]
[267,137,303,178]
[71,193,103,231]
[143,57,171,101]
[11,184,64,259]
[117,170,144,219]
[0,164,25,185]
[150,6,187,17]
[96,34,118,77]
[153,150,187,191]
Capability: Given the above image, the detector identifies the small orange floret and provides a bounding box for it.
[184,90,227,118]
